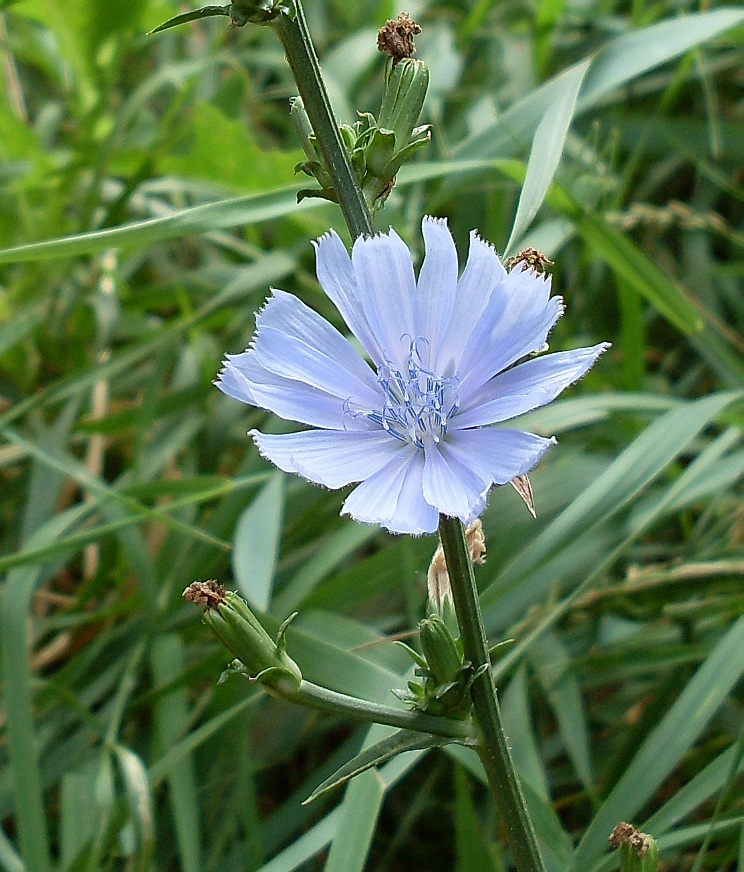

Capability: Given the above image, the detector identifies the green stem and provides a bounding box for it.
[438,515,546,872]
[283,679,475,741]
[273,3,374,240]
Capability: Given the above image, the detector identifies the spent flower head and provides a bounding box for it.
[216,218,608,534]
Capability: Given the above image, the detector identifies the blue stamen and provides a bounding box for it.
[344,341,459,448]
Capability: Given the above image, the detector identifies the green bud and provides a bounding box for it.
[419,615,463,688]
[184,583,302,691]
[377,58,429,153]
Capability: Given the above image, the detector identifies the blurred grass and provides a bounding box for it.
[0,0,742,870]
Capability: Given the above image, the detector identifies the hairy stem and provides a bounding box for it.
[438,515,547,872]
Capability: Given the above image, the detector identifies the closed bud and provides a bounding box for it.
[377,59,429,152]
[184,583,302,692]
[419,615,463,688]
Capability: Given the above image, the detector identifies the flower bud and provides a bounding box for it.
[184,582,302,691]
[418,615,462,688]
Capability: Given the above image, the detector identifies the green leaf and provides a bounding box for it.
[456,10,744,160]
[505,61,589,256]
[232,473,284,612]
[576,215,703,335]
[577,10,744,110]
[158,104,302,192]
[305,729,456,804]
[151,635,202,872]
[484,391,743,618]
[570,614,744,869]
[529,631,594,793]
[1,507,90,872]
[0,188,311,263]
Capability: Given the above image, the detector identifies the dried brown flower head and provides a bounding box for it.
[507,248,554,274]
[377,13,421,64]
[427,520,486,611]
[183,580,226,610]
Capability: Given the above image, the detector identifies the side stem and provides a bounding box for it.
[438,515,546,872]
[286,680,475,741]
[273,3,374,240]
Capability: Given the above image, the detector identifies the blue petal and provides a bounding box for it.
[215,361,257,405]
[417,217,459,363]
[251,291,379,406]
[351,229,417,371]
[442,429,556,485]
[435,232,507,374]
[314,230,386,366]
[341,447,439,534]
[221,356,362,429]
[422,441,488,521]
[457,268,562,401]
[454,343,610,428]
[251,429,403,488]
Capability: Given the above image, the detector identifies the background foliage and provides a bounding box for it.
[0,0,742,870]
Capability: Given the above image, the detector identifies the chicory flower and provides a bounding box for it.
[216,218,608,534]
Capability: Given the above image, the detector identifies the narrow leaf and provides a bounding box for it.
[305,730,458,804]
[232,473,284,611]
[505,61,589,255]
[571,614,744,869]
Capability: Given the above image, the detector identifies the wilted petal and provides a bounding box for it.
[342,448,439,534]
[455,343,610,427]
[251,429,403,488]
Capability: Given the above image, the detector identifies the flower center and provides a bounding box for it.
[346,341,459,448]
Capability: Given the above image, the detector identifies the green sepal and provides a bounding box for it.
[365,128,398,178]
[377,58,429,146]
[148,5,231,34]
[304,729,474,804]
[378,129,431,178]
[419,615,464,687]
[275,611,298,653]
[296,187,338,204]
[393,641,428,670]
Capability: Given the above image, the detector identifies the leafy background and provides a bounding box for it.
[0,0,742,870]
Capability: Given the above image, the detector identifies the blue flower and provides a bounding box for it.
[216,217,608,535]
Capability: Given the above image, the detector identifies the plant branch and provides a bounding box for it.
[283,679,476,741]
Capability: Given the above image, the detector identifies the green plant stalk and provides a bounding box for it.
[285,680,475,741]
[438,515,546,872]
[272,3,374,240]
